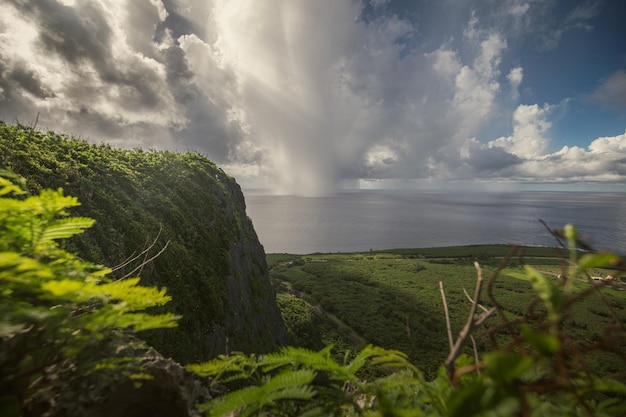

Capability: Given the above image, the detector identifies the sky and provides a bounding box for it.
[0,0,625,195]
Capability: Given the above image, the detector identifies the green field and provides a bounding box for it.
[269,245,626,378]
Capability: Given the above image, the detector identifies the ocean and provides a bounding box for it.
[243,189,626,255]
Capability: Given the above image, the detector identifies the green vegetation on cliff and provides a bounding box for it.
[0,122,287,363]
[0,175,179,415]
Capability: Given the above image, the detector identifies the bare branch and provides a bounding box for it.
[111,226,171,280]
[463,286,490,313]
[122,240,170,279]
[439,281,454,351]
[474,308,496,327]
[444,262,495,384]
[540,219,567,249]
[112,226,164,273]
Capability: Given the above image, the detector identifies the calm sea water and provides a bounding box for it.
[243,190,626,255]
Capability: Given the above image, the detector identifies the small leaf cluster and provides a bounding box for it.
[188,344,450,417]
[0,174,179,413]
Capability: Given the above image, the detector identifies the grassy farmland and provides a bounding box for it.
[269,245,626,379]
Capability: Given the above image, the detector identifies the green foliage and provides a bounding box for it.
[0,121,284,362]
[269,245,626,379]
[271,252,486,375]
[525,265,563,323]
[189,345,447,417]
[198,226,626,416]
[275,294,325,349]
[0,176,179,413]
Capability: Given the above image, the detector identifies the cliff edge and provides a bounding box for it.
[0,122,287,363]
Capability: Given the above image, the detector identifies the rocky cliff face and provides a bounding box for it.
[190,177,289,356]
[0,122,288,363]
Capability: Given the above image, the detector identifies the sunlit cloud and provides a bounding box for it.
[489,104,551,159]
[0,0,624,194]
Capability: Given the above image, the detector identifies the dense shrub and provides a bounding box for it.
[0,175,178,415]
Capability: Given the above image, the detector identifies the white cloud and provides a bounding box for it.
[150,0,168,22]
[588,131,626,154]
[463,11,480,41]
[508,2,530,18]
[475,33,507,80]
[567,2,602,22]
[480,130,626,182]
[362,143,402,177]
[507,67,523,99]
[448,26,507,141]
[489,104,551,158]
[538,1,600,50]
[431,48,461,80]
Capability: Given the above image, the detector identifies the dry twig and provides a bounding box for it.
[441,262,495,383]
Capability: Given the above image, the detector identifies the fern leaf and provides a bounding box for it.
[367,346,417,371]
[262,345,344,375]
[38,217,95,244]
[201,369,316,417]
[113,312,180,331]
[96,278,172,309]
[0,177,23,196]
[262,369,317,393]
[345,344,376,374]
[187,352,256,384]
[201,384,263,417]
[41,279,84,297]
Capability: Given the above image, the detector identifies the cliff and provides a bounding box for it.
[0,122,287,363]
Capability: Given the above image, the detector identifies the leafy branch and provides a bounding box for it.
[0,175,180,414]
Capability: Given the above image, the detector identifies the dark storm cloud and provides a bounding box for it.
[10,0,113,67]
[0,61,40,122]
[4,62,54,99]
[124,0,166,57]
[2,0,246,159]
[465,146,522,172]
[162,45,196,104]
[168,79,243,160]
[66,105,125,138]
[158,0,203,40]
[7,0,179,112]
